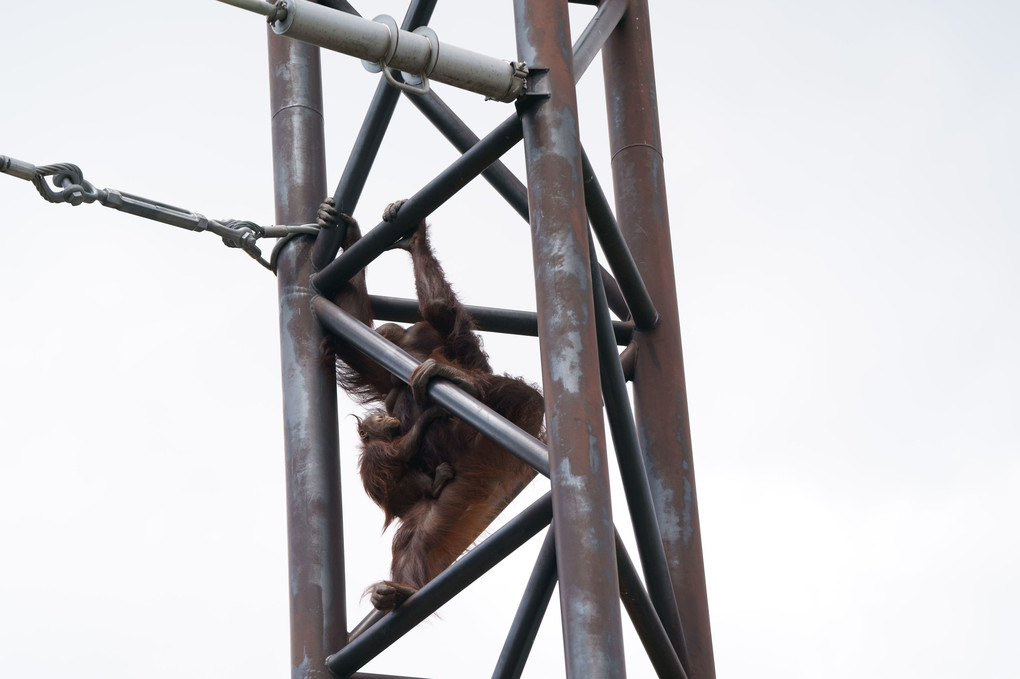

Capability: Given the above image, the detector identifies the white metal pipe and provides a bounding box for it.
[239,0,527,102]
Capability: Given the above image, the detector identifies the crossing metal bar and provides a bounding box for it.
[311,113,525,297]
[492,528,559,679]
[583,150,659,330]
[268,21,347,679]
[325,493,555,678]
[603,1,717,676]
[615,534,688,679]
[311,296,551,477]
[311,0,439,270]
[514,0,625,677]
[402,92,631,321]
[404,89,531,221]
[589,235,688,668]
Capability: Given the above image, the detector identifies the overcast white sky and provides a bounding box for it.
[2,1,1018,677]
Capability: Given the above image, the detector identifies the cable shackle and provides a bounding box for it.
[1,154,318,272]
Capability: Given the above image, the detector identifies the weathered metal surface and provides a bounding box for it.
[583,151,659,329]
[589,237,688,666]
[325,493,555,678]
[571,0,627,80]
[514,0,625,677]
[615,535,688,679]
[602,1,716,676]
[269,24,347,679]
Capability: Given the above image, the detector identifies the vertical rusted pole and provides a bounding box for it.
[269,19,346,679]
[514,1,625,677]
[602,1,716,677]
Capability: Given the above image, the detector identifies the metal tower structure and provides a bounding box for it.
[2,0,713,677]
[263,0,713,676]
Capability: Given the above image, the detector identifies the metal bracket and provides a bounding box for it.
[362,16,437,96]
[521,66,549,99]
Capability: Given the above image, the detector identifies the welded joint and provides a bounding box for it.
[521,67,551,99]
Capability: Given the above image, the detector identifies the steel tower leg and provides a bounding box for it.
[268,24,347,679]
[514,1,626,677]
[602,1,716,677]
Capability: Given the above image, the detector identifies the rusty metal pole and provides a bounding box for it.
[602,1,716,677]
[268,20,347,679]
[514,1,625,677]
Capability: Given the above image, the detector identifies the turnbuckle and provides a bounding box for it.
[2,154,319,271]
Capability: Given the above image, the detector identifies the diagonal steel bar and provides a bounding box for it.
[589,234,689,668]
[572,0,627,80]
[491,528,559,679]
[311,113,525,297]
[325,493,555,678]
[583,150,659,330]
[615,534,689,679]
[311,296,550,476]
[311,0,439,269]
[313,0,627,294]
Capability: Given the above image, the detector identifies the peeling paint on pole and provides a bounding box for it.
[515,0,625,677]
[603,0,716,675]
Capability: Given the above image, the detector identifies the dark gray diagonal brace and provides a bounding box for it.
[311,295,550,477]
[325,493,554,678]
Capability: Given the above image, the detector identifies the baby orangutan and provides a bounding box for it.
[356,405,455,529]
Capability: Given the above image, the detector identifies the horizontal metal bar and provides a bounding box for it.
[369,295,634,346]
[326,493,554,678]
[312,296,550,477]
